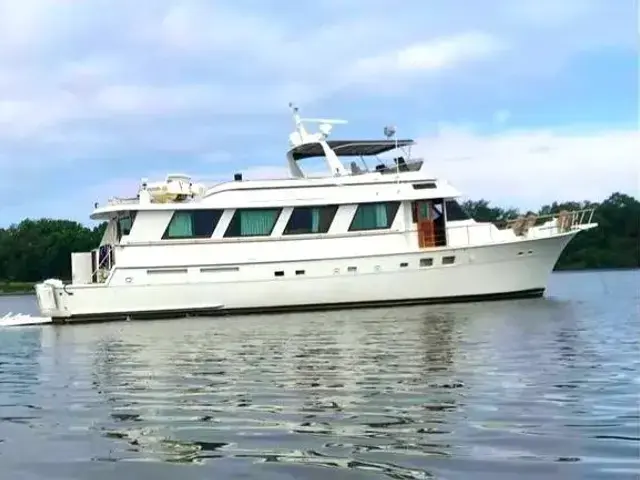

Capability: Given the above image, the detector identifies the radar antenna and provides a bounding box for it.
[287,102,348,178]
[288,102,348,146]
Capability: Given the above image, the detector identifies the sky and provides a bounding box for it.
[0,0,638,226]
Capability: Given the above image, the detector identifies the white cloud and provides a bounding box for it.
[339,32,505,94]
[0,0,52,52]
[415,126,640,208]
[360,33,504,74]
[504,0,601,27]
[146,3,286,56]
[0,0,635,224]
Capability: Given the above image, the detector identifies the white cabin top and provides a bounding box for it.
[90,103,460,220]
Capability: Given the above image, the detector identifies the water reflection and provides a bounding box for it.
[1,270,639,479]
[81,308,465,473]
[0,328,42,424]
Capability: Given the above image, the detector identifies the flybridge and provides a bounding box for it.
[285,103,423,178]
[92,103,433,214]
[288,139,415,160]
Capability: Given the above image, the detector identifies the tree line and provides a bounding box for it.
[0,192,638,292]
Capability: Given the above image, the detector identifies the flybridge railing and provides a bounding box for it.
[106,196,140,205]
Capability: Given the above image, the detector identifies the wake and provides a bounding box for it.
[0,312,52,327]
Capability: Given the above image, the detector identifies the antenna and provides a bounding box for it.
[289,102,302,127]
[286,102,349,177]
[301,117,348,125]
[288,102,348,144]
[384,125,400,179]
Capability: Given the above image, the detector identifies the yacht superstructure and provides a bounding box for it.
[34,104,597,322]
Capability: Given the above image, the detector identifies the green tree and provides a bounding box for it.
[461,199,519,225]
[0,219,106,283]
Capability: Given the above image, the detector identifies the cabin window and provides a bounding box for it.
[224,208,282,237]
[412,182,437,190]
[349,202,400,231]
[162,210,223,239]
[445,200,470,221]
[284,205,338,235]
[117,211,137,240]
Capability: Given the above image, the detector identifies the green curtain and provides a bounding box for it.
[168,212,193,237]
[352,204,386,230]
[374,204,388,227]
[240,210,277,235]
[311,208,320,232]
[418,202,430,220]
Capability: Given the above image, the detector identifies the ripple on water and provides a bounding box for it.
[1,271,639,479]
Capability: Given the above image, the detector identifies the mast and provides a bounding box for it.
[286,102,349,178]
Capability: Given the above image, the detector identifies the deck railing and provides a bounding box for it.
[424,208,597,248]
[504,208,596,235]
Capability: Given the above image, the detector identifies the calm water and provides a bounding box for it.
[0,270,638,480]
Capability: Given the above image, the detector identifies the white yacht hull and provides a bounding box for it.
[35,233,575,323]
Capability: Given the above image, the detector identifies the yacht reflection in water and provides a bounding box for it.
[83,308,462,472]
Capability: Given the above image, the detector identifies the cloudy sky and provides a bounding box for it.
[0,0,637,226]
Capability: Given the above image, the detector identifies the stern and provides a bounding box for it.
[35,279,70,318]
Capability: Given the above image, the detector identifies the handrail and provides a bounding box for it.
[426,207,597,248]
[106,196,140,205]
[504,208,595,233]
[92,245,114,283]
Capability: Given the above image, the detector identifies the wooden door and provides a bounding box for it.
[415,200,436,248]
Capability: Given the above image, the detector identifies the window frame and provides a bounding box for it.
[283,205,338,235]
[223,207,283,238]
[161,209,223,240]
[116,211,137,240]
[348,201,400,232]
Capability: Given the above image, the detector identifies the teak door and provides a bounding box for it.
[415,200,436,248]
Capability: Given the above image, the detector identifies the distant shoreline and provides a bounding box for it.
[0,282,36,296]
[2,267,638,297]
[554,266,640,274]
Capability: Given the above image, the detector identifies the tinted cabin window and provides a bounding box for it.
[349,202,400,231]
[162,210,222,239]
[224,208,282,237]
[445,200,471,221]
[284,205,338,235]
[117,211,137,239]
